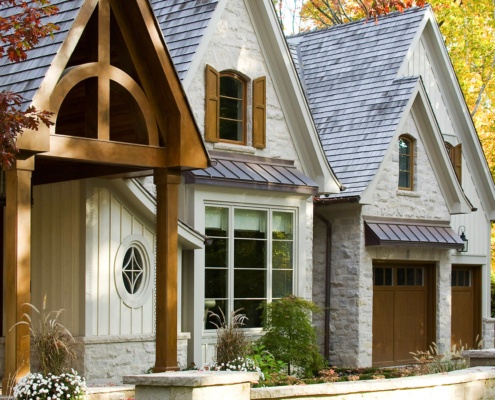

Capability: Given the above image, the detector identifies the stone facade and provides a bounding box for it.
[186,0,301,169]
[73,333,190,384]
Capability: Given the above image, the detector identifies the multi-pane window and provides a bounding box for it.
[452,269,471,287]
[219,74,245,143]
[205,206,294,329]
[399,136,413,190]
[373,267,423,287]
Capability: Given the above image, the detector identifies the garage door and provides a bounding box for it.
[451,266,481,349]
[373,264,435,367]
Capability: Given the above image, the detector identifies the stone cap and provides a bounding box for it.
[123,371,259,387]
[462,349,495,358]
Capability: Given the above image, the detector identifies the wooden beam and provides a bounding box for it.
[154,168,181,372]
[45,135,166,167]
[2,158,34,394]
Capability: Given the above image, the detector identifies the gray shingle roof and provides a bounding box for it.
[0,0,84,109]
[288,7,427,198]
[0,0,218,109]
[150,0,218,81]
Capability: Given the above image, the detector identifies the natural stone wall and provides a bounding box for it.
[364,114,450,221]
[314,204,367,367]
[186,0,301,168]
[251,367,495,400]
[483,318,495,349]
[73,333,190,384]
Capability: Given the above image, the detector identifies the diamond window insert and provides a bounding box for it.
[115,234,154,308]
[122,246,144,295]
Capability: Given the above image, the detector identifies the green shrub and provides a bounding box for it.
[257,295,325,377]
[249,343,287,380]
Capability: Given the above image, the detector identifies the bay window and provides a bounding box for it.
[204,206,294,329]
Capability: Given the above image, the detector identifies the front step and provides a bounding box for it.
[86,385,135,400]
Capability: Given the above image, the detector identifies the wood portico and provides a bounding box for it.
[2,0,209,392]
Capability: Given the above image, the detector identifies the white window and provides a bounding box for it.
[204,206,294,328]
[115,234,154,308]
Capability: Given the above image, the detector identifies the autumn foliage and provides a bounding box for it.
[0,0,58,167]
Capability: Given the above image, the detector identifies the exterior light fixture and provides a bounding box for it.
[457,226,468,253]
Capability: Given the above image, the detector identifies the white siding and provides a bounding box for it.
[32,181,84,336]
[403,38,455,135]
[85,182,155,337]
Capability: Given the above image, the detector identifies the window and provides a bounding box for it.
[204,206,294,328]
[398,136,413,190]
[219,74,246,143]
[205,65,266,148]
[114,234,154,308]
[445,142,462,183]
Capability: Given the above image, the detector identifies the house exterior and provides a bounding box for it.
[0,0,341,385]
[288,6,495,367]
[0,0,493,387]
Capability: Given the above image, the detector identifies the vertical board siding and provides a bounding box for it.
[405,40,489,258]
[405,39,455,135]
[32,181,83,336]
[91,185,155,337]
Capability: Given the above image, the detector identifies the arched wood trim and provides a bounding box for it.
[51,63,159,146]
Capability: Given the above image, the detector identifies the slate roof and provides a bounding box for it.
[0,0,218,108]
[0,0,85,109]
[288,7,427,198]
[150,0,218,81]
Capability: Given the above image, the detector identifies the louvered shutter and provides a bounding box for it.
[454,143,462,183]
[205,65,220,142]
[252,76,266,149]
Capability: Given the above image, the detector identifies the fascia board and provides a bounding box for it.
[244,0,342,195]
[411,84,471,214]
[419,15,495,217]
[181,0,227,91]
[361,82,472,215]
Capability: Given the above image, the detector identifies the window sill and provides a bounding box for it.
[397,190,420,198]
[213,142,256,154]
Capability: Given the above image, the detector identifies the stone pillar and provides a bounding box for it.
[124,371,258,400]
[153,168,181,372]
[2,158,34,394]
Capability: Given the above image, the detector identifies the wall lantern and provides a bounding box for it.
[457,226,468,253]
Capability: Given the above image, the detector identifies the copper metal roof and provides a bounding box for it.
[365,221,464,250]
[184,152,318,195]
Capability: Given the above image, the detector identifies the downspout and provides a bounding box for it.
[316,211,332,362]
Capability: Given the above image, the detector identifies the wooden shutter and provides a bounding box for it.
[454,143,462,183]
[252,76,266,149]
[205,65,220,142]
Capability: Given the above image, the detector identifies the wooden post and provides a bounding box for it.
[2,158,34,394]
[153,168,181,372]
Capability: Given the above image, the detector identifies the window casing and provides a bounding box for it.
[398,136,414,190]
[204,206,295,329]
[205,65,266,148]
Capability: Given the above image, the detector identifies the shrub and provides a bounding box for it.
[249,343,287,380]
[257,295,325,377]
[208,308,250,366]
[410,341,469,374]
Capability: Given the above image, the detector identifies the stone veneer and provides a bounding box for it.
[73,333,190,384]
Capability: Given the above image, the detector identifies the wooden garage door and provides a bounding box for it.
[373,264,435,367]
[451,266,481,349]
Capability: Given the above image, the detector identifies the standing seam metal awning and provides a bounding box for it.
[365,221,465,250]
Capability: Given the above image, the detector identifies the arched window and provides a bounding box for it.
[219,73,246,143]
[399,136,414,190]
